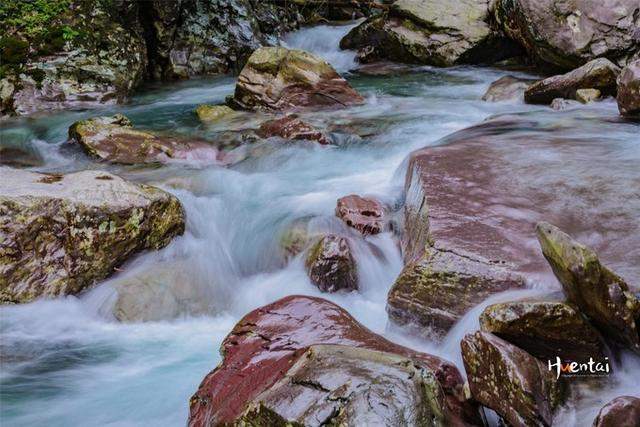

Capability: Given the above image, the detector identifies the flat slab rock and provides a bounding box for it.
[188,295,482,426]
[0,167,184,303]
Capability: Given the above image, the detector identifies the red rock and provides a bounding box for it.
[188,295,482,426]
[593,396,640,427]
[257,115,331,144]
[335,194,385,235]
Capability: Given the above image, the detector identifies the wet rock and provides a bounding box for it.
[550,98,580,111]
[461,331,564,427]
[482,75,534,102]
[536,222,640,354]
[340,0,518,66]
[525,59,621,105]
[617,59,640,118]
[592,396,640,427]
[492,0,640,70]
[576,88,601,104]
[305,235,358,292]
[188,295,483,426]
[256,114,332,144]
[279,218,313,262]
[335,194,385,235]
[194,105,237,124]
[68,114,222,165]
[0,167,185,303]
[234,344,452,426]
[387,247,525,340]
[229,46,364,112]
[480,300,606,361]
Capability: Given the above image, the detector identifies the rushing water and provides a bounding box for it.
[1,23,639,426]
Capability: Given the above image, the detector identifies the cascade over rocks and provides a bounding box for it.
[228,46,364,112]
[592,396,640,427]
[256,114,332,144]
[188,295,483,426]
[617,59,640,118]
[524,58,621,105]
[68,114,222,165]
[536,222,640,354]
[335,194,385,235]
[0,167,184,303]
[305,235,358,292]
[492,0,640,70]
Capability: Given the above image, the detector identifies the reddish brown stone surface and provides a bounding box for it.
[593,396,640,427]
[257,115,331,144]
[335,194,385,235]
[188,295,481,426]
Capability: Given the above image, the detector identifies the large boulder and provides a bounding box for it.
[592,396,640,427]
[480,300,607,361]
[256,114,332,144]
[387,247,525,340]
[335,194,385,235]
[0,167,185,303]
[68,114,222,165]
[617,59,640,118]
[340,0,518,66]
[461,331,564,427]
[305,235,358,292]
[188,295,483,426]
[536,222,640,354]
[228,46,364,112]
[482,75,534,102]
[492,0,640,70]
[524,58,621,104]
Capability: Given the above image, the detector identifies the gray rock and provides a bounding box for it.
[482,75,534,102]
[617,59,640,118]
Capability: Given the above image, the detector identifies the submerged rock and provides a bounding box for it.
[480,300,606,361]
[340,0,517,66]
[68,114,222,165]
[550,98,580,111]
[492,0,640,70]
[188,295,482,426]
[525,59,620,104]
[305,235,358,292]
[461,331,564,427]
[536,222,640,354]
[194,105,237,124]
[335,194,385,235]
[256,114,331,144]
[592,396,640,427]
[482,75,534,102]
[0,168,184,303]
[228,46,364,112]
[387,247,525,339]
[617,59,640,118]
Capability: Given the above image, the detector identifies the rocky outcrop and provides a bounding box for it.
[256,114,332,144]
[305,235,358,292]
[335,194,385,235]
[340,0,519,66]
[387,247,524,339]
[68,114,222,165]
[461,331,564,427]
[592,396,640,427]
[524,59,620,104]
[194,105,237,124]
[480,300,606,361]
[617,59,640,118]
[536,222,640,354]
[188,295,482,426]
[492,0,640,70]
[0,167,184,303]
[482,75,534,102]
[228,46,364,112]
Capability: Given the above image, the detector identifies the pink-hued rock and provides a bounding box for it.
[257,115,331,144]
[335,194,385,235]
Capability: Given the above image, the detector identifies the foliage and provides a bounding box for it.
[0,0,72,40]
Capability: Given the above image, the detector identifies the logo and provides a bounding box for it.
[547,356,611,379]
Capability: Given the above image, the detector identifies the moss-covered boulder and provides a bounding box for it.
[617,59,640,118]
[68,114,222,165]
[480,300,607,362]
[593,396,640,427]
[536,222,640,354]
[228,46,364,112]
[524,59,620,104]
[0,167,185,303]
[387,247,525,340]
[340,0,518,66]
[461,331,564,427]
[305,235,358,292]
[492,0,639,70]
[194,105,238,124]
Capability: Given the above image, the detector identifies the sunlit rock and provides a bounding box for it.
[194,105,237,124]
[575,88,601,103]
[228,46,364,112]
[188,295,482,426]
[592,396,640,427]
[536,222,640,354]
[617,59,640,118]
[0,167,184,303]
[305,235,358,292]
[256,114,332,144]
[335,194,385,235]
[482,75,534,102]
